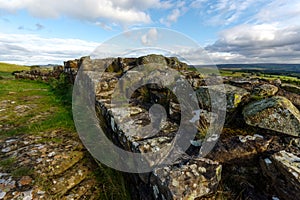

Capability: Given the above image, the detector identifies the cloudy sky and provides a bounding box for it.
[0,0,300,65]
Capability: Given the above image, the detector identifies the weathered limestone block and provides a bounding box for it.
[151,158,221,200]
[197,84,249,111]
[260,150,300,200]
[252,84,278,97]
[243,96,300,136]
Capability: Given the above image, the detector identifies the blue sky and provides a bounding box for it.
[0,0,300,65]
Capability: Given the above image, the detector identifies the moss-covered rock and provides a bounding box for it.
[243,96,300,136]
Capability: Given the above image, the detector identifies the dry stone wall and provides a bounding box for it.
[16,55,300,199]
[69,55,300,200]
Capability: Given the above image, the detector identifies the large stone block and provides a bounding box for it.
[243,96,300,136]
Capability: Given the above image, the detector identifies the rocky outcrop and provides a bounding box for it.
[260,151,300,200]
[243,96,300,136]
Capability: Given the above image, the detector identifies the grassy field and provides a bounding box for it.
[219,70,250,77]
[0,64,130,199]
[220,69,300,85]
[258,73,300,85]
[0,71,74,138]
[0,62,30,72]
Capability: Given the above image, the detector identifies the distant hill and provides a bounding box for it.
[216,63,300,73]
[191,63,300,78]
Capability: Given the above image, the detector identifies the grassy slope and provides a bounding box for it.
[0,62,30,72]
[0,63,130,199]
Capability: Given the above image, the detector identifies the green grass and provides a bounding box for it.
[11,166,34,178]
[260,74,300,85]
[0,157,34,178]
[220,69,300,85]
[96,161,131,200]
[0,77,75,138]
[220,70,250,77]
[0,62,30,72]
[0,157,16,171]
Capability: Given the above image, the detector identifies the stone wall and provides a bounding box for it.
[73,55,300,200]
[72,55,223,199]
[14,66,63,81]
[15,55,300,199]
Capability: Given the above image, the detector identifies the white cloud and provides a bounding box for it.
[167,9,181,22]
[0,0,175,26]
[205,24,300,63]
[141,28,158,46]
[160,1,187,26]
[189,0,300,27]
[0,33,99,65]
[94,22,113,31]
[190,0,209,9]
[195,0,300,63]
[255,0,300,26]
[193,0,262,26]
